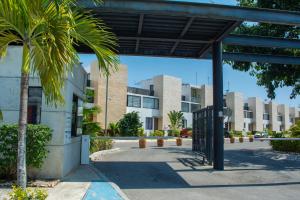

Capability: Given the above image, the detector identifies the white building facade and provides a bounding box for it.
[0,46,87,178]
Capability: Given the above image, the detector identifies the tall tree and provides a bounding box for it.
[0,0,118,188]
[225,0,300,99]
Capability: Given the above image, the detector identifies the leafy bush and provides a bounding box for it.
[108,122,119,137]
[234,131,243,137]
[270,121,300,153]
[8,185,48,200]
[229,130,234,138]
[271,140,300,153]
[152,130,164,137]
[90,139,113,154]
[0,124,52,179]
[118,112,142,136]
[138,128,145,137]
[290,120,300,137]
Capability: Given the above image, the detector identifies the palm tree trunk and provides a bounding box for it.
[17,44,30,189]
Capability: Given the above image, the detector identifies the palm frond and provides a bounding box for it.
[0,32,21,57]
[71,11,119,75]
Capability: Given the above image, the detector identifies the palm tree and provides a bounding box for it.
[168,110,184,131]
[0,0,118,188]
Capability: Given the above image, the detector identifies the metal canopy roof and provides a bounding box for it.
[79,0,300,64]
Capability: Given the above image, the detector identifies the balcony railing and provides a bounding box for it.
[127,87,153,96]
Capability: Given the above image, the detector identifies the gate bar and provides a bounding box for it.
[212,41,224,170]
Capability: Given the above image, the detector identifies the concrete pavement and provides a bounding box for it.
[94,140,300,200]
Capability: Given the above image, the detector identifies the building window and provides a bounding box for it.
[27,87,42,124]
[127,95,141,108]
[71,94,83,137]
[244,111,253,118]
[263,113,270,120]
[145,117,153,130]
[223,99,227,108]
[182,118,187,128]
[244,123,246,129]
[277,115,283,122]
[191,104,201,112]
[244,103,249,111]
[181,95,186,101]
[143,97,159,109]
[181,102,189,112]
[149,85,154,96]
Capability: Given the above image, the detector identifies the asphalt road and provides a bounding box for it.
[94,140,300,200]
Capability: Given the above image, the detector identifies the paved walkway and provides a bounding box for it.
[94,140,300,200]
[0,162,128,200]
[47,165,128,200]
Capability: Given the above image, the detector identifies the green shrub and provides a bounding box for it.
[8,185,48,200]
[138,128,145,137]
[172,130,180,137]
[108,122,119,137]
[234,131,243,137]
[0,124,52,179]
[290,120,300,137]
[271,140,300,153]
[270,121,300,153]
[153,130,164,137]
[90,139,113,154]
[229,130,234,138]
[118,112,142,136]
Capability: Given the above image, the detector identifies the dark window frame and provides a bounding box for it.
[27,86,42,124]
[127,95,141,108]
[143,97,159,110]
[145,117,153,130]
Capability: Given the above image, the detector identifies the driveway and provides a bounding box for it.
[94,140,300,200]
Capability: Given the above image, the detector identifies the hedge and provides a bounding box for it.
[270,140,300,153]
[0,124,52,180]
[90,138,113,154]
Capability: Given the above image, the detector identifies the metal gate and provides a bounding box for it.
[192,106,213,164]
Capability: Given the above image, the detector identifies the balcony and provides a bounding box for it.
[191,96,200,103]
[127,87,153,96]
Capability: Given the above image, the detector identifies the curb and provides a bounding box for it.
[83,164,130,200]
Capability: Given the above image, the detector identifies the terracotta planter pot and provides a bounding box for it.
[230,137,235,143]
[176,138,182,146]
[239,137,244,143]
[139,138,146,148]
[157,138,164,147]
[249,137,254,142]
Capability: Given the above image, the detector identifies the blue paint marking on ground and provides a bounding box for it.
[83,181,124,200]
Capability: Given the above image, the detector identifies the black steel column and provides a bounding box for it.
[212,41,224,170]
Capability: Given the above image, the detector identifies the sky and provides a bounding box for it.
[78,0,300,107]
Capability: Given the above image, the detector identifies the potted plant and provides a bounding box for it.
[239,136,244,143]
[139,138,146,148]
[138,128,146,148]
[154,130,164,147]
[249,135,254,142]
[174,130,182,146]
[229,131,235,143]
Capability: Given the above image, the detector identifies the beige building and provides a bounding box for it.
[90,62,128,127]
[89,63,299,134]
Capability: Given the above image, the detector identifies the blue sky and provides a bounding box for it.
[79,0,300,107]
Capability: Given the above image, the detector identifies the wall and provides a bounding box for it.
[91,62,128,126]
[200,85,213,108]
[247,97,263,132]
[268,102,280,132]
[0,46,86,178]
[225,92,244,131]
[153,75,182,130]
[278,104,290,131]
